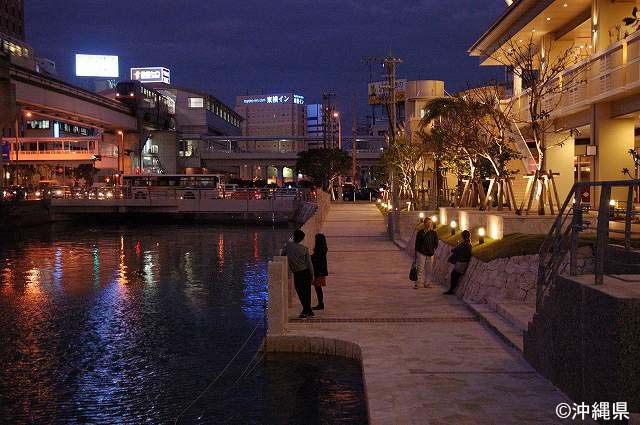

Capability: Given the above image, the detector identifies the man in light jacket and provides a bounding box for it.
[282,229,315,318]
[414,217,439,289]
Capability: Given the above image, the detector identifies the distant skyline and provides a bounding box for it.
[25,1,508,123]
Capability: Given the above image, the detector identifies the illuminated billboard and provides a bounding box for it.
[368,79,406,105]
[131,67,171,84]
[75,54,119,78]
[242,94,304,105]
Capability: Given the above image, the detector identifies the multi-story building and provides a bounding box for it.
[469,0,640,205]
[306,103,324,137]
[367,79,445,138]
[0,0,24,41]
[235,93,306,137]
[144,83,243,174]
[305,103,340,148]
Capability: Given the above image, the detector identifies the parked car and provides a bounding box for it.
[2,185,26,201]
[51,186,70,199]
[343,187,379,202]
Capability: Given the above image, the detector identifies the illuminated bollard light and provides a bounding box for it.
[478,227,486,245]
[450,220,457,236]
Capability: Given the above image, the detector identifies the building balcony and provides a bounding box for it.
[510,31,640,122]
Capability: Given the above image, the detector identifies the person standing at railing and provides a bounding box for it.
[311,233,328,310]
[281,229,315,318]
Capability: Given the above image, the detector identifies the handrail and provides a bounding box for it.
[536,179,640,311]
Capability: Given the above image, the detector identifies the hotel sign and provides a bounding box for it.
[131,67,171,84]
[243,94,304,105]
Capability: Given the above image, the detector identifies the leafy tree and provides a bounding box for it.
[380,135,426,205]
[296,148,351,196]
[488,36,584,172]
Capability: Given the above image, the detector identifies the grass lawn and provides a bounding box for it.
[434,226,598,263]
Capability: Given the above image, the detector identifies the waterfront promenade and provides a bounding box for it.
[284,203,579,424]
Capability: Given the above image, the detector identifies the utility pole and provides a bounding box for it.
[351,93,357,187]
[381,54,402,236]
[362,57,383,133]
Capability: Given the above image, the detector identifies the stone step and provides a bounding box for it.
[465,302,524,352]
[487,298,536,333]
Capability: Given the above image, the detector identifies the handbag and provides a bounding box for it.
[409,262,418,281]
[409,253,418,281]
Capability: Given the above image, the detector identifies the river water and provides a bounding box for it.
[0,224,367,424]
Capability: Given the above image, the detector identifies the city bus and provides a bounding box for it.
[123,174,225,190]
[123,174,227,200]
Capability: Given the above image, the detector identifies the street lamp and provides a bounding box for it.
[431,215,438,226]
[117,130,124,185]
[333,112,342,149]
[12,109,32,185]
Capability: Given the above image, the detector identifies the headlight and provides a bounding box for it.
[35,191,41,197]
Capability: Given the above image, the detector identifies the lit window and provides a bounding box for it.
[188,97,204,108]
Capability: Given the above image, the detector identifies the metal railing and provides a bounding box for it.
[537,180,640,310]
[48,187,317,202]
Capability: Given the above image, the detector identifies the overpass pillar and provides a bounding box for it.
[276,166,284,187]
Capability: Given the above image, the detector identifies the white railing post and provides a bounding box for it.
[268,256,289,335]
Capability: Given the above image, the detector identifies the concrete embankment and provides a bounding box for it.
[48,197,321,225]
[0,200,52,228]
[266,203,577,424]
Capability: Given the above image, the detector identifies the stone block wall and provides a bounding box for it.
[524,276,640,416]
[425,241,594,304]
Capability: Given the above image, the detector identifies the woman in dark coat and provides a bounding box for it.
[444,230,472,295]
[311,233,328,310]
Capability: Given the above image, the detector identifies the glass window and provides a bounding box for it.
[188,97,204,108]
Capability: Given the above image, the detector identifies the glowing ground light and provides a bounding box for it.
[450,220,457,236]
[478,227,486,244]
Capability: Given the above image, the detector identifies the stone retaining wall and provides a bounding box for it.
[409,237,594,304]
[264,335,362,360]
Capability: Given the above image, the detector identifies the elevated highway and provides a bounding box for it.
[9,64,137,131]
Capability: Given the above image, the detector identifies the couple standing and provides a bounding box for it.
[412,217,472,295]
[281,229,328,318]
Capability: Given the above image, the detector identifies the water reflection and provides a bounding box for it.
[0,223,290,423]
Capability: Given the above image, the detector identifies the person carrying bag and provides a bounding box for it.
[411,217,439,289]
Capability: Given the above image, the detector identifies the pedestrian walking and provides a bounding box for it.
[311,233,328,310]
[444,230,472,295]
[281,229,315,318]
[413,217,439,289]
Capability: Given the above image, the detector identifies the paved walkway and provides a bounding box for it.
[286,203,578,425]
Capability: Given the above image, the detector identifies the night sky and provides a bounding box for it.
[25,0,507,126]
